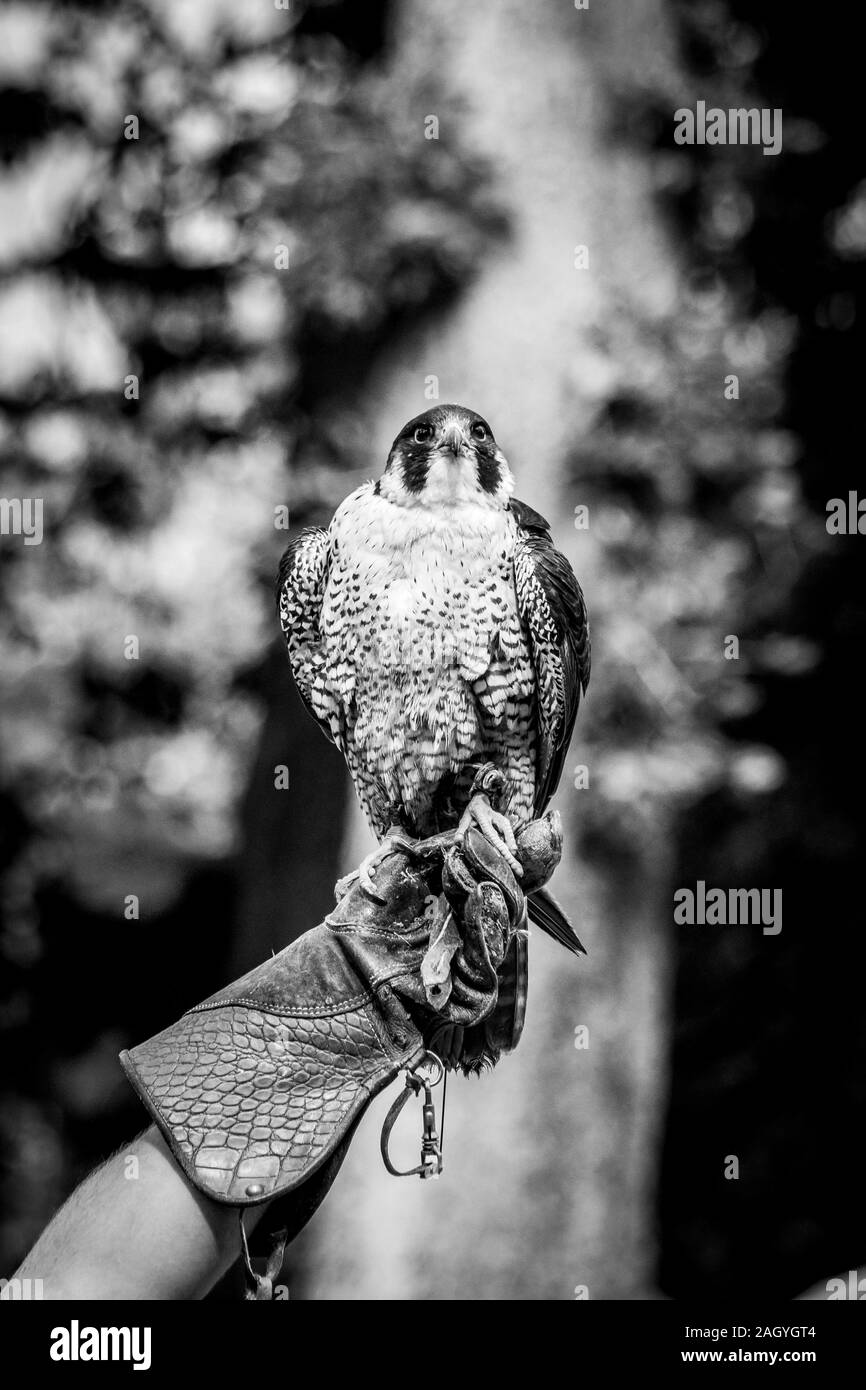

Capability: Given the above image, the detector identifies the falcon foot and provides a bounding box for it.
[454,764,523,880]
[335,827,453,905]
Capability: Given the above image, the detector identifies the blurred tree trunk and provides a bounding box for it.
[231,650,349,975]
[287,0,677,1300]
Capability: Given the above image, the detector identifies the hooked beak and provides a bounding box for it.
[442,424,466,455]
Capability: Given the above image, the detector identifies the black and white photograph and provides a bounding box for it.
[0,0,863,1349]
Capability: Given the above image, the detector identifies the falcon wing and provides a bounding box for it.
[276,527,338,746]
[511,498,590,816]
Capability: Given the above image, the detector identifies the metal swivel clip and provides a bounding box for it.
[380,1050,446,1180]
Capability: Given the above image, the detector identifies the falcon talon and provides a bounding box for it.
[334,869,360,902]
[355,831,423,902]
[456,794,524,879]
[357,872,388,905]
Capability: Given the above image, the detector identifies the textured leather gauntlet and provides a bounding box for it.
[120,811,562,1254]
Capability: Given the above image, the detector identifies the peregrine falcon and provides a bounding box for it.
[277,404,590,953]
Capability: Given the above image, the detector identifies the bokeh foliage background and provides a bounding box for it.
[0,0,863,1297]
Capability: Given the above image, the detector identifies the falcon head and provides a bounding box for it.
[378,404,514,509]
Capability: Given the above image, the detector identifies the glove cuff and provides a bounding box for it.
[120,919,426,1212]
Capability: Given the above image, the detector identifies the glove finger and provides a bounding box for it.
[514,812,563,893]
[446,882,510,1025]
[458,826,523,928]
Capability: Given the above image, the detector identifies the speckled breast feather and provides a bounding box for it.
[314,483,537,837]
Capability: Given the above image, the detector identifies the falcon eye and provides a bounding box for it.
[413,424,433,443]
[470,423,488,441]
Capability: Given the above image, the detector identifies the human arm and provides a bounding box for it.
[6,1124,268,1301]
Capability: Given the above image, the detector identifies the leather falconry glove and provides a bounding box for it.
[120,808,564,1295]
